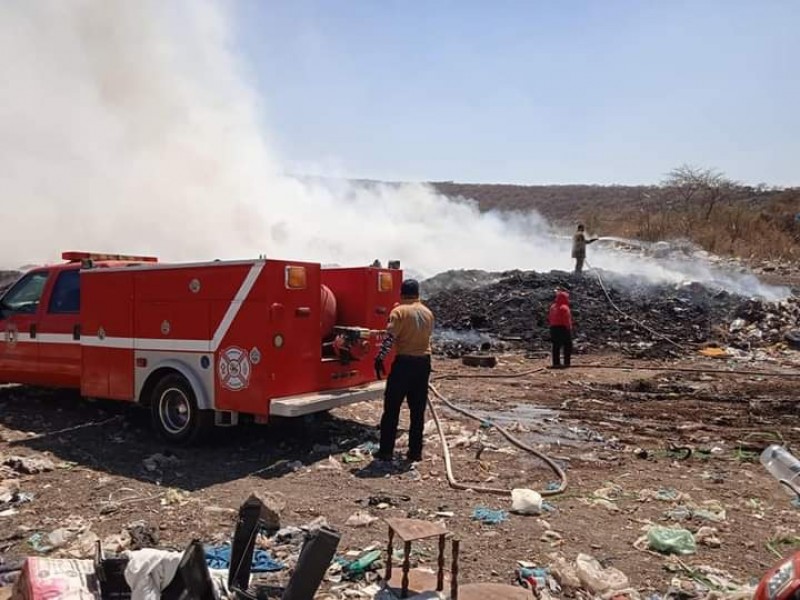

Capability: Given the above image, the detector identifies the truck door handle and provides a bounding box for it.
[73,324,81,341]
[29,324,37,339]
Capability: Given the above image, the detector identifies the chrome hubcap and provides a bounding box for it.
[159,387,191,435]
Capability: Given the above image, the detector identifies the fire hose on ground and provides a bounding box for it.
[424,260,799,498]
[428,377,568,497]
[426,362,800,498]
[585,258,686,352]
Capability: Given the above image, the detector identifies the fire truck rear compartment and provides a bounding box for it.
[79,260,400,433]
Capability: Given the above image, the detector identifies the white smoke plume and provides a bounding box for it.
[0,1,789,301]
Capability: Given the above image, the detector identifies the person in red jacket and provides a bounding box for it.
[548,289,573,368]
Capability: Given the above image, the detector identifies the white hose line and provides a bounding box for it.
[428,382,567,497]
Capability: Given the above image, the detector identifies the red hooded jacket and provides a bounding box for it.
[548,291,573,330]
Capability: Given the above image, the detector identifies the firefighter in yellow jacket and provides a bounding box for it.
[373,279,434,463]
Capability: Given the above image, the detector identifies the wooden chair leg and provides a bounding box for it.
[450,538,460,600]
[385,527,394,582]
[437,534,445,591]
[401,541,412,598]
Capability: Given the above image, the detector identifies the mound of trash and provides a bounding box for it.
[0,271,20,294]
[423,269,799,358]
[420,269,503,298]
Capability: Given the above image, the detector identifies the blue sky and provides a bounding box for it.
[233,1,799,186]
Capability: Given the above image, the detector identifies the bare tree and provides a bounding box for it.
[662,164,738,222]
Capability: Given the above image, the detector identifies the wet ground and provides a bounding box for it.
[1,351,800,597]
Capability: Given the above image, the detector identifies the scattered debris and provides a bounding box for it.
[160,488,189,506]
[574,553,630,596]
[64,530,100,559]
[4,455,56,475]
[0,479,20,503]
[142,452,181,473]
[695,526,722,548]
[516,565,560,595]
[204,543,284,572]
[664,500,726,523]
[540,530,563,544]
[318,456,344,471]
[362,494,411,508]
[346,511,379,528]
[645,527,697,555]
[127,521,160,550]
[549,553,582,589]
[471,507,507,525]
[13,557,100,598]
[786,329,800,349]
[462,353,497,368]
[664,558,755,600]
[340,549,382,580]
[245,491,285,533]
[122,547,183,598]
[510,488,543,515]
[425,269,800,357]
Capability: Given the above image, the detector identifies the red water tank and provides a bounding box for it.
[320,284,337,340]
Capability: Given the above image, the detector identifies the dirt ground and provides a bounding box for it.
[1,351,800,597]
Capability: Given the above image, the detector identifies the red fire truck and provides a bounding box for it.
[0,252,400,443]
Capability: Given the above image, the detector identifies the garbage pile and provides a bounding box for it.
[0,450,783,600]
[420,269,503,298]
[0,270,19,294]
[2,491,343,599]
[728,298,800,350]
[423,269,799,358]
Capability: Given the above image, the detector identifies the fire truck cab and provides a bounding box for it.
[0,252,400,444]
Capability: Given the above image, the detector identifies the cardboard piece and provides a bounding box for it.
[12,557,100,599]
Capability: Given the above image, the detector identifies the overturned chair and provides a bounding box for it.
[94,493,341,600]
[228,494,341,600]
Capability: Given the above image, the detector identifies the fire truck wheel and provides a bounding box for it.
[150,373,212,444]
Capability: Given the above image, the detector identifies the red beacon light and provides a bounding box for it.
[61,251,158,263]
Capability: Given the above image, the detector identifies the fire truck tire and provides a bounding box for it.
[150,373,213,444]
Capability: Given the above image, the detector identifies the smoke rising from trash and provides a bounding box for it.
[0,1,788,301]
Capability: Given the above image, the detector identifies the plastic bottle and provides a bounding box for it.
[760,445,800,496]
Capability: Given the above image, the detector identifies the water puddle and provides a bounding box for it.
[470,403,599,448]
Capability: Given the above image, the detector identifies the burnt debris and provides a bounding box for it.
[424,269,799,359]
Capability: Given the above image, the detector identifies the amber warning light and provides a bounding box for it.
[285,265,307,289]
[62,251,158,263]
[378,271,393,292]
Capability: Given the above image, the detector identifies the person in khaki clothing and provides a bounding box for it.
[373,279,434,463]
[572,224,598,274]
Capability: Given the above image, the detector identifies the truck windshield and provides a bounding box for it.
[1,271,49,314]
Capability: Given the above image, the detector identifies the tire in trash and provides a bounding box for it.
[786,330,800,350]
[461,354,497,368]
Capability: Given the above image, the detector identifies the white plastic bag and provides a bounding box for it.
[575,553,629,595]
[510,488,543,515]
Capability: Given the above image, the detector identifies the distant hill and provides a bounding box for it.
[431,181,654,226]
[430,181,800,262]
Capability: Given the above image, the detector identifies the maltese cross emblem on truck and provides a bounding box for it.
[218,346,252,391]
